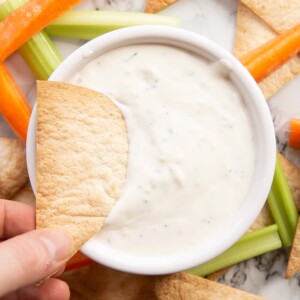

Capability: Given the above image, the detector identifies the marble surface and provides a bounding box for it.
[2,0,300,299]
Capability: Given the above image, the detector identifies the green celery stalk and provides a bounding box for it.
[46,10,180,40]
[187,224,282,277]
[0,0,62,79]
[267,154,299,247]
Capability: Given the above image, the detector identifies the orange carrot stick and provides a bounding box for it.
[289,119,300,149]
[240,23,300,82]
[0,0,81,62]
[0,63,31,142]
[65,252,94,272]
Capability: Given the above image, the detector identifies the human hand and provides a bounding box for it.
[0,199,72,299]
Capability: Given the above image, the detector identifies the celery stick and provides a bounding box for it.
[46,10,180,40]
[0,0,62,79]
[187,224,282,277]
[267,154,298,247]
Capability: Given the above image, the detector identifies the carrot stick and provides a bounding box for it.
[65,252,94,272]
[0,63,31,142]
[289,119,300,149]
[0,0,81,62]
[239,23,300,82]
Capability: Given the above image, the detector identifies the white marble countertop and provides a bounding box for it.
[2,0,300,299]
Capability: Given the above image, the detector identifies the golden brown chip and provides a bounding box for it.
[248,203,273,232]
[61,264,154,299]
[12,187,35,206]
[286,217,300,278]
[36,81,128,255]
[240,0,300,33]
[279,153,300,212]
[145,0,177,13]
[153,273,264,299]
[62,266,264,299]
[234,2,300,99]
[0,138,28,199]
[206,267,230,281]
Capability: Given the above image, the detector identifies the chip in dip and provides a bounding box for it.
[36,81,128,255]
[69,44,256,257]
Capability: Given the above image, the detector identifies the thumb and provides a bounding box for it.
[0,229,73,297]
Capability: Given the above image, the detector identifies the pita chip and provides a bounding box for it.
[248,203,273,232]
[0,138,28,199]
[62,265,264,299]
[279,153,300,212]
[240,0,300,33]
[145,0,177,13]
[36,81,128,255]
[286,217,300,278]
[234,2,300,99]
[153,273,264,299]
[206,267,230,281]
[62,264,154,300]
[12,187,35,206]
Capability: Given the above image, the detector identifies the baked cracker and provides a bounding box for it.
[145,0,177,13]
[286,216,300,278]
[248,203,273,232]
[62,265,265,299]
[279,153,300,212]
[234,2,300,99]
[153,273,264,299]
[36,81,128,255]
[240,0,300,33]
[0,138,28,199]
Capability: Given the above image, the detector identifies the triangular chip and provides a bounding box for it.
[279,153,300,212]
[145,0,177,13]
[234,2,300,99]
[248,203,273,232]
[240,0,300,33]
[62,264,154,299]
[153,273,264,299]
[36,81,128,255]
[61,265,264,299]
[206,267,230,281]
[286,217,300,278]
[0,138,28,199]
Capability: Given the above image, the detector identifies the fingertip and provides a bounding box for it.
[6,279,70,300]
[39,278,70,300]
[36,278,71,300]
[0,229,72,296]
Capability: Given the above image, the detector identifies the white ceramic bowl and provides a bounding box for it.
[26,25,276,275]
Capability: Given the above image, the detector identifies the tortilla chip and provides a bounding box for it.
[248,203,273,232]
[62,264,154,299]
[62,265,264,299]
[145,0,177,13]
[12,187,35,206]
[0,138,28,199]
[206,267,230,281]
[279,153,300,212]
[240,0,300,33]
[234,2,300,99]
[153,273,264,299]
[36,81,128,255]
[286,217,300,278]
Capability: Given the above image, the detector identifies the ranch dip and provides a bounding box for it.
[70,44,255,257]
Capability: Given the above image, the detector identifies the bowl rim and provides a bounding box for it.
[26,25,276,275]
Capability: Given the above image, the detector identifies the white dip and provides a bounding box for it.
[70,44,255,257]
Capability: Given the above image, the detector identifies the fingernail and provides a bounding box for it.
[39,229,73,262]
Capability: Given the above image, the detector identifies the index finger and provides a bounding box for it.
[0,199,35,239]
